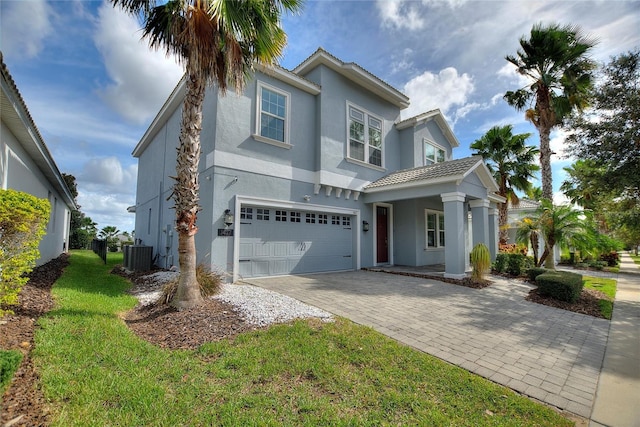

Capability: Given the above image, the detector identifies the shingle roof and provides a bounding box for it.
[365,156,484,190]
[508,199,540,210]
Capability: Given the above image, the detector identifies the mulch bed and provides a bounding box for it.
[526,287,611,319]
[0,254,69,427]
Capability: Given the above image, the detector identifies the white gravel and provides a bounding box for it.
[132,271,333,326]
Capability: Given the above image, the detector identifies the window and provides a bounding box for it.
[425,210,445,248]
[256,83,290,146]
[424,140,446,165]
[256,208,270,220]
[275,210,287,222]
[305,213,316,224]
[241,207,253,220]
[332,215,341,225]
[318,214,328,224]
[290,211,301,223]
[348,105,383,167]
[342,216,351,226]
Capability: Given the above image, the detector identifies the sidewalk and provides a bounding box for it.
[590,252,640,427]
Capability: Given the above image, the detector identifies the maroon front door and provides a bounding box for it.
[376,206,389,264]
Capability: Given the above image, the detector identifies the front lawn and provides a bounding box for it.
[630,253,640,267]
[583,275,617,319]
[33,250,572,426]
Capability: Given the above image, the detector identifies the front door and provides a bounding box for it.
[376,206,389,264]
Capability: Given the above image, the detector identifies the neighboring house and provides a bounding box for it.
[132,48,504,281]
[1,53,76,265]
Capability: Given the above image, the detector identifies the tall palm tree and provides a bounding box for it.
[112,0,303,309]
[470,125,539,245]
[504,23,597,201]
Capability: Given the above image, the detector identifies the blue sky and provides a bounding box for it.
[2,0,639,233]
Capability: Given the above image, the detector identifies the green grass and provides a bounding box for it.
[630,254,640,267]
[33,250,572,426]
[583,275,617,319]
[0,349,23,394]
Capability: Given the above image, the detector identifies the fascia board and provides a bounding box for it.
[256,63,320,95]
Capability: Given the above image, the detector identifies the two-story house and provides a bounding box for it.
[1,53,75,265]
[132,48,504,282]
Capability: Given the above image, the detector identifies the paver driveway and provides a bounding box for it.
[243,270,610,418]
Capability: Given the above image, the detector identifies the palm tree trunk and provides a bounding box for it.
[172,71,206,310]
[498,202,509,245]
[539,126,553,201]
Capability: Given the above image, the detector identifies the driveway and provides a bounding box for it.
[243,270,610,419]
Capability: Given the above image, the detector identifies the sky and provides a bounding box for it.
[1,0,639,234]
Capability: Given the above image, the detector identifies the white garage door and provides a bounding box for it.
[238,206,354,278]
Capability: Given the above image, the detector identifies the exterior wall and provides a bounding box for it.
[1,123,71,265]
[398,120,455,170]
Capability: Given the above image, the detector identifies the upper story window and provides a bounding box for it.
[424,139,446,166]
[254,82,290,148]
[348,105,383,168]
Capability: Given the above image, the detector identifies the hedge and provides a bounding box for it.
[527,267,548,281]
[493,253,534,276]
[535,271,584,303]
[0,189,50,315]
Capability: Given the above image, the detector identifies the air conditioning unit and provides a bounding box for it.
[124,245,153,272]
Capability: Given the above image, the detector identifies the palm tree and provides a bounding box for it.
[112,0,302,309]
[471,125,539,245]
[532,200,591,268]
[504,23,597,201]
[515,216,540,266]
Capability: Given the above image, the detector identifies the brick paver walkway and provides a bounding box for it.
[244,271,609,418]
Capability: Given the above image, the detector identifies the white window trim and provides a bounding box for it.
[425,209,445,249]
[253,81,291,148]
[346,102,385,170]
[423,138,447,166]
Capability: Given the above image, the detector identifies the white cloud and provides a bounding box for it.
[93,2,183,125]
[0,0,52,58]
[401,67,475,121]
[376,0,425,31]
[80,157,138,195]
[77,191,135,233]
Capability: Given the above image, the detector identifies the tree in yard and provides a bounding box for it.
[62,173,97,249]
[530,200,591,268]
[565,49,640,194]
[504,23,597,201]
[470,125,539,245]
[515,216,540,266]
[112,0,303,309]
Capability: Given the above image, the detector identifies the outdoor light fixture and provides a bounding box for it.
[303,195,311,202]
[223,209,234,227]
[362,221,370,232]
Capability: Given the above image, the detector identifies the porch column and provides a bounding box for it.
[469,199,489,250]
[488,207,499,260]
[442,192,466,279]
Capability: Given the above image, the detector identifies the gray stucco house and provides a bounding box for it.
[132,48,504,281]
[1,53,75,265]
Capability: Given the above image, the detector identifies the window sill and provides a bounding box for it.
[424,247,445,251]
[345,157,385,172]
[252,134,292,149]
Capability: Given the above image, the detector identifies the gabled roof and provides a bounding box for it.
[508,198,540,211]
[0,53,76,209]
[395,109,460,148]
[364,156,501,196]
[293,48,410,109]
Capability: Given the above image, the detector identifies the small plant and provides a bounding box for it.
[470,243,491,281]
[599,251,619,267]
[161,263,222,304]
[527,267,547,282]
[493,253,508,273]
[0,349,23,394]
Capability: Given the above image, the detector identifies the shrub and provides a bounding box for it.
[599,251,619,267]
[0,349,23,394]
[470,243,491,281]
[493,253,508,273]
[536,271,584,303]
[588,260,607,270]
[527,267,547,282]
[0,189,50,315]
[161,263,223,304]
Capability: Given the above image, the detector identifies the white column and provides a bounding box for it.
[442,192,466,279]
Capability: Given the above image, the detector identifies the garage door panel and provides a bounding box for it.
[238,206,355,278]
